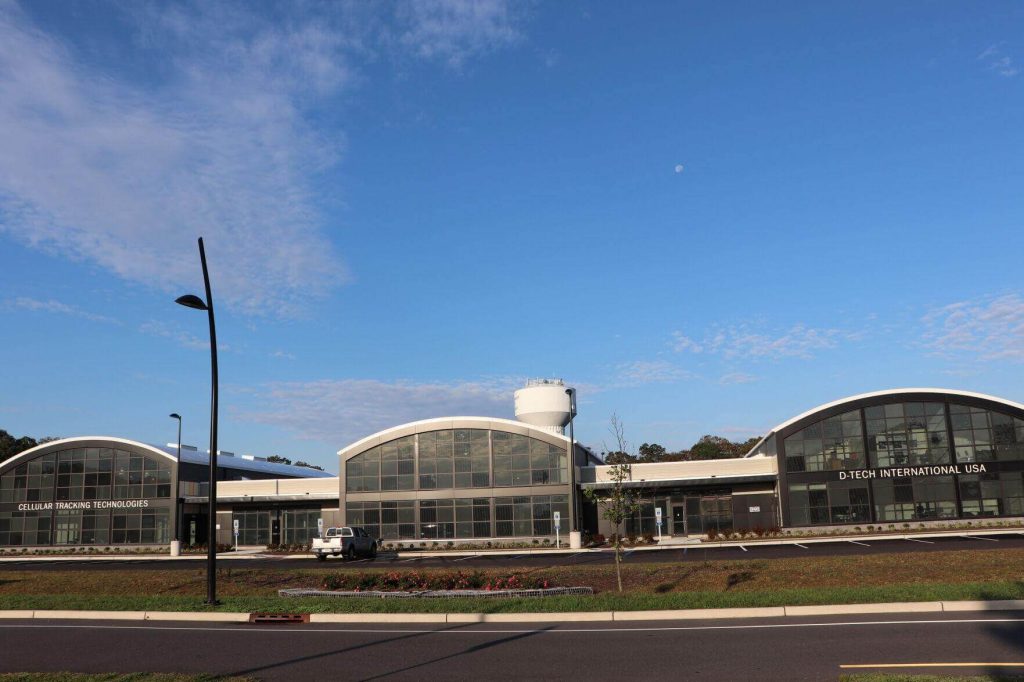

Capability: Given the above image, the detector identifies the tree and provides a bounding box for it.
[688,435,736,460]
[0,430,47,464]
[584,414,641,593]
[637,442,666,462]
[603,450,636,464]
[294,460,324,471]
[266,455,293,465]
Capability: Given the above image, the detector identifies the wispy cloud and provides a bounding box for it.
[719,372,758,385]
[270,350,296,360]
[615,360,695,386]
[237,377,521,445]
[923,293,1024,361]
[672,323,853,360]
[395,0,522,68]
[978,43,1018,77]
[139,320,229,352]
[0,1,526,317]
[7,296,119,324]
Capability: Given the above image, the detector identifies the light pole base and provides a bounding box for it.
[569,531,582,549]
[170,540,181,557]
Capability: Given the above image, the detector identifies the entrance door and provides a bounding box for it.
[671,506,686,535]
[271,518,281,545]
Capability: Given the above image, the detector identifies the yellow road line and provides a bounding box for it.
[841,663,1024,669]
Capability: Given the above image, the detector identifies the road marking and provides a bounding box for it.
[6,617,1024,636]
[622,551,634,559]
[840,663,1024,669]
[738,545,748,552]
[793,543,808,549]
[451,555,478,562]
[962,535,998,542]
[510,554,526,560]
[905,538,934,544]
[565,552,588,561]
[402,557,421,562]
[847,540,870,547]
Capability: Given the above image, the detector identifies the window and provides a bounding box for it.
[493,433,565,487]
[873,476,957,522]
[785,410,864,472]
[789,481,870,526]
[453,430,490,488]
[951,404,1024,463]
[282,509,321,545]
[494,495,568,537]
[233,509,271,546]
[454,498,492,538]
[867,403,949,468]
[419,499,455,539]
[959,472,1024,517]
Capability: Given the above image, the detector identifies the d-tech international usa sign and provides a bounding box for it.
[836,463,989,481]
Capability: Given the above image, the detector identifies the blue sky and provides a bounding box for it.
[2,1,1023,472]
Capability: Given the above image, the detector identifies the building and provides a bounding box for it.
[0,437,332,548]
[5,386,1024,549]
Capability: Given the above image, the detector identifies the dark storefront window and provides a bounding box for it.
[873,476,957,522]
[959,472,1024,518]
[234,509,271,545]
[455,498,492,538]
[281,509,322,544]
[789,480,870,526]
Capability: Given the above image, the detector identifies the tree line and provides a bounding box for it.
[603,434,762,464]
[0,430,60,465]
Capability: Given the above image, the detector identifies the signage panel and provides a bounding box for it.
[836,463,988,481]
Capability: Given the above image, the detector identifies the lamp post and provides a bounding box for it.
[565,387,581,547]
[175,237,219,606]
[169,413,182,554]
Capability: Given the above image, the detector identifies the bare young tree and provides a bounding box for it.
[584,413,641,593]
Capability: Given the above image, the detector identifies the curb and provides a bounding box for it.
[3,600,1024,624]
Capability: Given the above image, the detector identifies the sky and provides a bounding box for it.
[1,0,1023,473]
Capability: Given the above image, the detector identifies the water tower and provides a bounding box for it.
[514,379,575,435]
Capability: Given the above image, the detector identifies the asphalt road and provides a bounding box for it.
[4,532,1024,570]
[3,613,1024,680]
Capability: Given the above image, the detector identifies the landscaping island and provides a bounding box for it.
[2,548,1024,614]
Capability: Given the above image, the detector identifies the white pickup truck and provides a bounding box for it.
[311,526,378,561]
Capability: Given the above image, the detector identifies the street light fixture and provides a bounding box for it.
[169,413,182,550]
[175,237,220,606]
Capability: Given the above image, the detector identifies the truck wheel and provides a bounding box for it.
[345,545,357,561]
[316,553,327,562]
[369,543,377,558]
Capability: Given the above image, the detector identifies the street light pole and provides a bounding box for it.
[169,413,182,548]
[565,387,579,533]
[176,236,220,606]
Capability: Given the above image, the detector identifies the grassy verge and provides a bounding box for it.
[3,548,1024,613]
[2,580,1024,614]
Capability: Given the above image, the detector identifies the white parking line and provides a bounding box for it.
[794,543,808,549]
[565,552,588,561]
[847,540,870,547]
[622,550,634,559]
[738,545,748,552]
[451,555,478,562]
[905,538,934,544]
[402,557,421,562]
[963,535,998,542]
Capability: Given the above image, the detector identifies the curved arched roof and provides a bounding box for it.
[0,436,177,474]
[0,436,335,478]
[338,416,570,462]
[745,388,1024,457]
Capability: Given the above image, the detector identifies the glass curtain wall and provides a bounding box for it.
[784,400,1024,526]
[0,447,173,547]
[346,429,567,493]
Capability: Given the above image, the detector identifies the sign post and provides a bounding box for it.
[655,507,663,541]
[232,518,239,548]
[554,511,561,549]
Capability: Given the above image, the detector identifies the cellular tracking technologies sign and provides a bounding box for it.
[837,463,988,481]
[13,499,152,512]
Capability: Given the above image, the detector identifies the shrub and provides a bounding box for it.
[706,527,719,541]
[642,533,655,544]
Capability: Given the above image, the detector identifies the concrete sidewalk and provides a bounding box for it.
[1,599,1023,624]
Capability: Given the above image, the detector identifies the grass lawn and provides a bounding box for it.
[2,548,1023,613]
